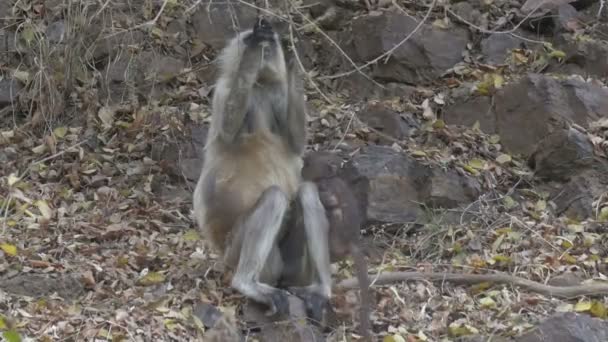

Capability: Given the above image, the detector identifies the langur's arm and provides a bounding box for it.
[215,46,263,144]
[284,63,307,155]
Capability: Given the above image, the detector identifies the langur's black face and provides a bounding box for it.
[245,18,286,83]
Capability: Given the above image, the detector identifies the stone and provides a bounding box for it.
[350,11,469,84]
[191,3,257,51]
[481,33,525,64]
[358,101,417,143]
[0,78,22,108]
[528,127,595,182]
[339,145,480,224]
[514,312,608,342]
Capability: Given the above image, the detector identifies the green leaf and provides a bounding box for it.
[3,330,22,342]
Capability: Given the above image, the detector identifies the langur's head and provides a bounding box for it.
[302,152,342,181]
[218,18,287,84]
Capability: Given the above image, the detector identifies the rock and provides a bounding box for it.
[514,312,608,342]
[46,21,66,44]
[447,74,608,157]
[336,73,418,101]
[203,314,243,342]
[358,101,417,143]
[495,74,608,156]
[548,272,584,287]
[239,297,324,342]
[554,4,580,33]
[339,145,479,224]
[151,124,207,181]
[0,2,10,26]
[302,0,334,18]
[451,2,483,28]
[193,302,224,329]
[426,169,481,208]
[553,34,608,79]
[88,27,145,61]
[0,273,85,300]
[528,127,594,182]
[547,167,608,219]
[481,33,525,64]
[339,145,427,224]
[350,11,469,84]
[191,2,258,51]
[0,78,22,108]
[444,96,494,133]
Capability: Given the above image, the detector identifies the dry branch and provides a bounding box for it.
[336,271,608,299]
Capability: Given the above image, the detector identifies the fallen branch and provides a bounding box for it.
[336,271,608,299]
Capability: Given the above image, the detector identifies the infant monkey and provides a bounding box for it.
[300,151,373,340]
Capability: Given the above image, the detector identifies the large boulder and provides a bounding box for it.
[445,74,608,156]
[350,11,469,84]
[339,145,480,224]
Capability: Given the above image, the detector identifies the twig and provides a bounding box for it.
[336,271,608,299]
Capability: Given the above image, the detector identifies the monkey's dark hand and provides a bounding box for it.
[287,286,331,324]
[252,17,274,41]
[264,288,291,317]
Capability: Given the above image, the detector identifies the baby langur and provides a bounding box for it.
[289,151,373,340]
[192,19,332,316]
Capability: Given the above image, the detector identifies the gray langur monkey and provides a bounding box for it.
[192,18,332,318]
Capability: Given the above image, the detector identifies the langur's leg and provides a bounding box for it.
[230,185,290,316]
[288,181,332,322]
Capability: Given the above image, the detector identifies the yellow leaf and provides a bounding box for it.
[183,229,200,242]
[489,134,501,144]
[383,335,405,342]
[0,316,7,329]
[468,159,485,170]
[562,253,577,264]
[567,224,584,233]
[495,228,512,235]
[493,74,504,89]
[31,144,46,154]
[479,297,496,309]
[598,207,608,222]
[53,127,68,139]
[535,200,547,212]
[448,323,476,337]
[472,121,481,131]
[7,173,20,187]
[496,153,512,164]
[12,70,31,83]
[35,200,52,220]
[21,25,36,45]
[411,150,427,157]
[590,301,607,318]
[432,119,445,129]
[561,240,573,249]
[503,196,517,209]
[164,319,178,331]
[470,282,492,294]
[0,243,18,256]
[463,164,479,175]
[492,255,512,263]
[137,272,166,286]
[574,301,592,312]
[548,49,566,59]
